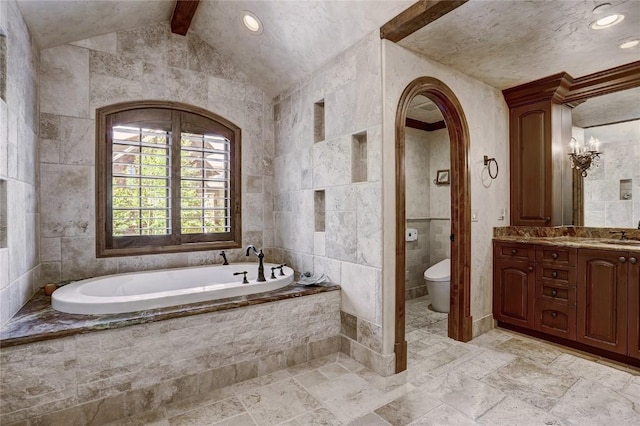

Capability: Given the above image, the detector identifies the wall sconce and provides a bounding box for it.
[569,136,601,177]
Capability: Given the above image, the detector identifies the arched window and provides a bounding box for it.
[95,101,241,257]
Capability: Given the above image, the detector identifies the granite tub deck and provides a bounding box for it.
[0,284,342,424]
[0,283,340,347]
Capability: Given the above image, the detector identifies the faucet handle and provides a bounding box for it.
[220,251,229,265]
[270,266,277,279]
[277,263,287,276]
[233,271,249,284]
[610,230,627,240]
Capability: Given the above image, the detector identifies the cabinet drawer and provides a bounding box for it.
[536,265,576,286]
[535,300,576,340]
[495,242,535,261]
[536,282,576,306]
[536,246,577,267]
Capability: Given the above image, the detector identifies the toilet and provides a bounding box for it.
[423,259,450,313]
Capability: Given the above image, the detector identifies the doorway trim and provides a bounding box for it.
[394,77,472,373]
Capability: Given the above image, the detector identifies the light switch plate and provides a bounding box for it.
[472,209,479,222]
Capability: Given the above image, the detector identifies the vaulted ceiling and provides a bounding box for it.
[16,0,413,96]
[15,0,640,102]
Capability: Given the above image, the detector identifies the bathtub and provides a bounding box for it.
[52,263,294,315]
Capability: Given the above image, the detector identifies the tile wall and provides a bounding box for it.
[272,31,392,375]
[0,0,40,326]
[37,23,274,284]
[405,127,451,300]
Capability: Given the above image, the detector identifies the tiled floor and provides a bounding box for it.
[109,296,640,425]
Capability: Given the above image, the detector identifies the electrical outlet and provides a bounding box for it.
[472,209,479,222]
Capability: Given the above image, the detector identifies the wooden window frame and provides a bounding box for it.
[96,101,242,258]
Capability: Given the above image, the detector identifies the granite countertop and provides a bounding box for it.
[493,235,640,251]
[0,283,340,348]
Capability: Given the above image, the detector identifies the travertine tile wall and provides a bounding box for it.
[382,41,510,348]
[405,127,451,299]
[272,31,391,375]
[580,120,640,228]
[0,291,340,424]
[37,23,274,285]
[0,0,40,326]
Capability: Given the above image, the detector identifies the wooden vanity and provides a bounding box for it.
[493,237,640,366]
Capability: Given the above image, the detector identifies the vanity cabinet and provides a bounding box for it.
[493,243,536,328]
[493,241,640,364]
[575,248,640,359]
[534,246,577,340]
[503,74,573,228]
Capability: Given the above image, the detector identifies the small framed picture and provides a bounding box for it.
[435,169,450,185]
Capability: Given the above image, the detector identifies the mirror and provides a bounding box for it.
[569,85,640,228]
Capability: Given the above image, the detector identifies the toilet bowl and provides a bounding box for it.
[424,259,450,313]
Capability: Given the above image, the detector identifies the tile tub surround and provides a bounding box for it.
[0,283,340,347]
[0,288,340,424]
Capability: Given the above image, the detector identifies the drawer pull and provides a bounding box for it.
[551,289,558,297]
[528,266,534,272]
[631,257,638,264]
[551,312,558,319]
[511,249,517,255]
[551,271,558,278]
[619,256,627,263]
[551,252,559,260]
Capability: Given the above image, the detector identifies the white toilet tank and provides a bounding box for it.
[424,259,450,313]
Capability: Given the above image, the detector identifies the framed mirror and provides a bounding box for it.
[565,63,640,228]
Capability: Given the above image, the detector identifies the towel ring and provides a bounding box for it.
[483,155,499,180]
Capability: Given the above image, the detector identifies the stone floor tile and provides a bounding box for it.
[468,348,515,373]
[549,353,632,391]
[231,369,291,394]
[374,387,442,426]
[408,404,476,426]
[239,378,320,426]
[336,352,366,372]
[167,397,245,426]
[494,337,564,365]
[295,370,330,388]
[483,357,578,410]
[551,379,640,425]
[318,363,350,379]
[305,373,392,423]
[477,396,571,426]
[213,413,256,425]
[293,407,343,425]
[347,412,391,425]
[621,376,640,402]
[416,371,506,420]
[104,409,169,426]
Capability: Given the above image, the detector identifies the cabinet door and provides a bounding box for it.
[494,258,535,328]
[628,252,640,360]
[509,102,552,226]
[577,249,628,355]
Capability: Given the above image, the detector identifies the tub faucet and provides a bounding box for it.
[245,245,266,282]
[220,251,229,265]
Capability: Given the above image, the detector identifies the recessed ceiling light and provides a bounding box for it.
[242,11,263,35]
[590,13,625,30]
[620,39,639,49]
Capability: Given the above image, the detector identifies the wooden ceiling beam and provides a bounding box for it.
[380,0,468,43]
[171,0,201,36]
[405,118,446,132]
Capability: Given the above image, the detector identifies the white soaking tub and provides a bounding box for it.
[52,263,294,315]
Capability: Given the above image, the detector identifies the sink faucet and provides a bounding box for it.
[245,245,266,282]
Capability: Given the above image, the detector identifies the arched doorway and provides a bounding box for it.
[394,77,472,373]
